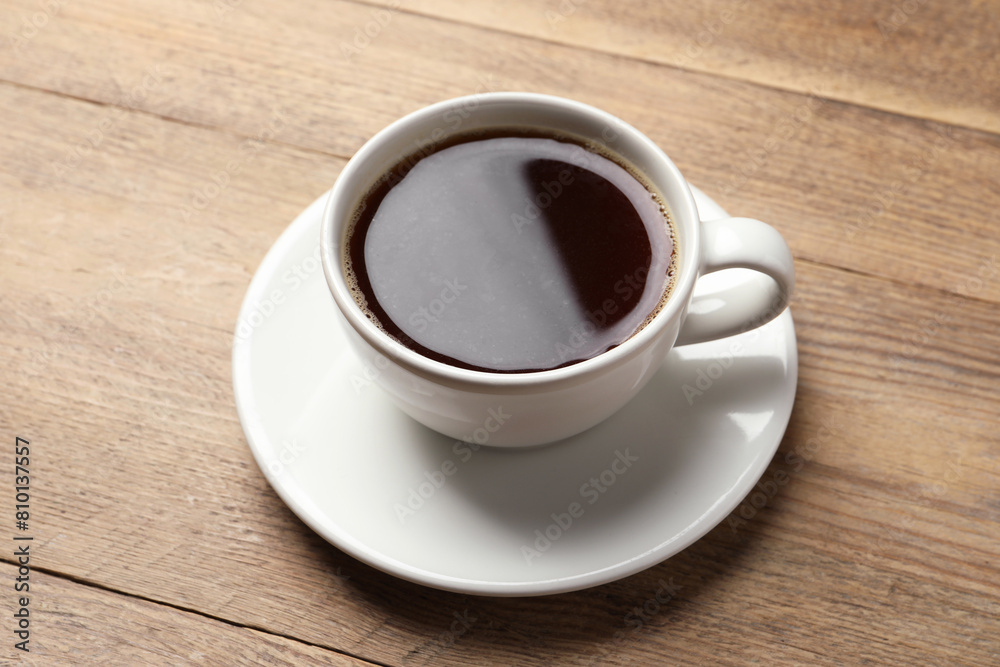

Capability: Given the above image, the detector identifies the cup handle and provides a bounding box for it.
[674,217,796,346]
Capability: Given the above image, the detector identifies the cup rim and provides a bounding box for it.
[321,92,702,390]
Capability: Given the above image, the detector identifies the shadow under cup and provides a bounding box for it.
[321,93,704,447]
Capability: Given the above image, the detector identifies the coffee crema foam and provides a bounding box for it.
[343,128,677,373]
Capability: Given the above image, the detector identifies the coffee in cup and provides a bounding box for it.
[342,128,678,373]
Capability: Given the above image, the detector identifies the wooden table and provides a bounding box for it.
[2,0,998,663]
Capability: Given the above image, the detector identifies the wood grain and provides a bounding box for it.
[0,564,375,665]
[0,80,997,664]
[0,0,997,664]
[0,0,996,306]
[359,0,1000,135]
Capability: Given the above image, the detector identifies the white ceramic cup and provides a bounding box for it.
[321,92,795,447]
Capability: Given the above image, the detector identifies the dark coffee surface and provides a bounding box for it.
[345,131,675,372]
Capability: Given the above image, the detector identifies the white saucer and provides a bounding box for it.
[232,185,797,597]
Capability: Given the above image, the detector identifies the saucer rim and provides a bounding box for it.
[232,186,798,596]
